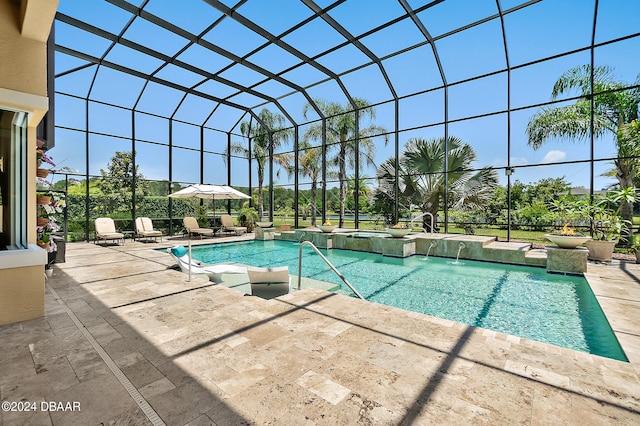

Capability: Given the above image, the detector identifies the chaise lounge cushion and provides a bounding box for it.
[220,214,247,235]
[135,217,163,241]
[94,218,124,245]
[183,216,214,238]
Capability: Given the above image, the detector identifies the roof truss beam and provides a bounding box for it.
[55,44,268,130]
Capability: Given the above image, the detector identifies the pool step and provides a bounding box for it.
[333,288,359,298]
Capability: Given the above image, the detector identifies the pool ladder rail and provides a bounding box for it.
[410,211,435,233]
[297,241,365,300]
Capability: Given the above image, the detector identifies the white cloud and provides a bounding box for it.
[542,150,566,163]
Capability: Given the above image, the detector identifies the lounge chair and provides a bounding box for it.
[183,216,214,238]
[247,265,290,299]
[220,214,247,235]
[135,217,163,242]
[167,246,246,283]
[94,218,125,245]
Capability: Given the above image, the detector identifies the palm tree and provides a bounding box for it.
[618,120,640,190]
[296,141,336,226]
[347,175,372,214]
[348,175,372,198]
[303,98,387,227]
[230,108,292,218]
[526,65,640,242]
[375,137,499,231]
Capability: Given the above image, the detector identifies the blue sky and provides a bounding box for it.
[51,0,639,193]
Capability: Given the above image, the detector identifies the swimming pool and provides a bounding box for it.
[187,240,626,361]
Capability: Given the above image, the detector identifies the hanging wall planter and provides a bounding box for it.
[37,195,51,205]
[36,168,50,178]
[37,217,49,227]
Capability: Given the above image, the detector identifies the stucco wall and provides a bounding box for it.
[0,0,49,97]
[0,0,58,326]
[0,265,44,326]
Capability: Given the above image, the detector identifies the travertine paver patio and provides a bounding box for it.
[1,237,640,425]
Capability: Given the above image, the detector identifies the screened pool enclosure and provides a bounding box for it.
[48,0,640,241]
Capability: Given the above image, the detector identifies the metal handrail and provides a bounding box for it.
[297,241,365,300]
[410,212,434,233]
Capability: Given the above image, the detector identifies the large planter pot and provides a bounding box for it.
[585,240,616,262]
[545,234,591,249]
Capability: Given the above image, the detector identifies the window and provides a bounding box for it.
[0,109,28,250]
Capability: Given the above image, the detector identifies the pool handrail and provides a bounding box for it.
[297,241,365,300]
[410,212,434,233]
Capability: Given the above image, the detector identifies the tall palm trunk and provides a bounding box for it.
[338,140,347,228]
[257,161,264,218]
[615,117,635,245]
[310,181,317,226]
[615,164,635,244]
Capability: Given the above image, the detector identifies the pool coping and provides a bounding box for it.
[584,264,640,364]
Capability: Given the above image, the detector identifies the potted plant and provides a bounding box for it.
[37,213,49,227]
[42,191,65,216]
[195,205,208,227]
[238,205,259,232]
[580,189,635,262]
[36,147,56,176]
[36,193,52,205]
[37,218,61,253]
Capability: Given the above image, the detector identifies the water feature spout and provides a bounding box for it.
[293,232,306,245]
[423,240,438,260]
[455,242,466,263]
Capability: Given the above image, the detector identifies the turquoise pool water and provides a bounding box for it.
[186,240,626,361]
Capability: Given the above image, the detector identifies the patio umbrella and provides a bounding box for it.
[168,184,250,223]
[169,184,250,280]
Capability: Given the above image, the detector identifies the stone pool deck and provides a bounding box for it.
[1,237,639,425]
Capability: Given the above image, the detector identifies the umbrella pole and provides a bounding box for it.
[187,239,192,282]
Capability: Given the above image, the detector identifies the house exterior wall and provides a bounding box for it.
[0,0,58,326]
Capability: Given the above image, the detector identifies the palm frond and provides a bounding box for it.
[551,65,614,99]
[526,104,610,149]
